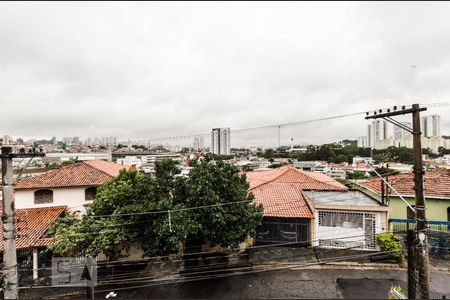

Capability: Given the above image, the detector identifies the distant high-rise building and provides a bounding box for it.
[51,136,57,145]
[357,136,368,148]
[106,137,117,146]
[394,122,412,140]
[193,136,205,151]
[367,120,388,148]
[73,136,80,145]
[211,128,230,155]
[422,114,441,137]
[2,135,12,145]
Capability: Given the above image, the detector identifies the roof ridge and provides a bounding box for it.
[17,205,67,211]
[249,166,291,190]
[14,160,120,190]
[83,160,126,178]
[297,169,347,190]
[14,161,86,185]
[82,160,115,177]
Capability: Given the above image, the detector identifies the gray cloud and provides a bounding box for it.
[0,2,449,147]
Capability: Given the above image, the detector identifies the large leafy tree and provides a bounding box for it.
[183,157,263,251]
[49,157,263,259]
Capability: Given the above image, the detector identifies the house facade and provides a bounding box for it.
[304,190,389,250]
[360,170,450,222]
[245,166,348,247]
[14,160,126,214]
[0,206,67,282]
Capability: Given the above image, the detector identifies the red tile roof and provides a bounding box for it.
[14,160,126,189]
[361,170,450,199]
[251,182,314,218]
[245,166,348,191]
[83,160,126,177]
[0,206,66,251]
[245,166,347,219]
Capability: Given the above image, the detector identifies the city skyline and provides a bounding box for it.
[1,3,450,146]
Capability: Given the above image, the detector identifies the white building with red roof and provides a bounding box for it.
[14,160,126,214]
[246,166,347,246]
[246,166,388,250]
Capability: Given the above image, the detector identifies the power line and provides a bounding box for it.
[19,233,400,293]
[25,227,393,272]
[33,246,405,299]
[125,101,450,144]
[40,193,386,238]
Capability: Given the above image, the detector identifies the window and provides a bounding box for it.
[34,189,53,204]
[318,211,376,250]
[447,207,450,222]
[255,217,309,245]
[85,187,97,201]
[318,211,363,228]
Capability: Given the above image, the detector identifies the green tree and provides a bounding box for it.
[51,168,195,258]
[331,154,348,163]
[50,158,263,259]
[183,157,263,251]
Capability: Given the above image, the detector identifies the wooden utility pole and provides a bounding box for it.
[411,104,429,299]
[407,205,417,299]
[366,104,429,299]
[1,144,45,299]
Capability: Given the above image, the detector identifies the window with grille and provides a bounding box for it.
[318,210,376,250]
[255,217,309,245]
[85,187,97,201]
[34,189,54,204]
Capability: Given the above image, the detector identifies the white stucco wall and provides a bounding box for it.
[313,209,384,250]
[14,186,94,214]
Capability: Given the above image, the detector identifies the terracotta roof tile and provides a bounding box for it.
[246,166,347,191]
[361,170,450,199]
[14,160,126,189]
[83,160,127,177]
[251,182,314,218]
[245,166,346,219]
[0,206,66,251]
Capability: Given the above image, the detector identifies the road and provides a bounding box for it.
[93,266,450,299]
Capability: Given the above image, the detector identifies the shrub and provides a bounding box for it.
[376,233,404,261]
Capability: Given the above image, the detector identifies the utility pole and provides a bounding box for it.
[365,104,429,299]
[1,144,44,299]
[1,146,18,299]
[407,205,417,299]
[411,104,429,299]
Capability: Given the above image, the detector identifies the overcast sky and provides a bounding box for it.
[1,2,450,147]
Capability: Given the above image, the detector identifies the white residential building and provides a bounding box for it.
[422,114,441,138]
[116,156,143,168]
[14,160,126,214]
[394,122,412,140]
[367,120,389,148]
[357,136,368,148]
[211,128,231,155]
[193,136,205,151]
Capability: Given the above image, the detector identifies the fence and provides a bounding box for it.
[389,219,450,256]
